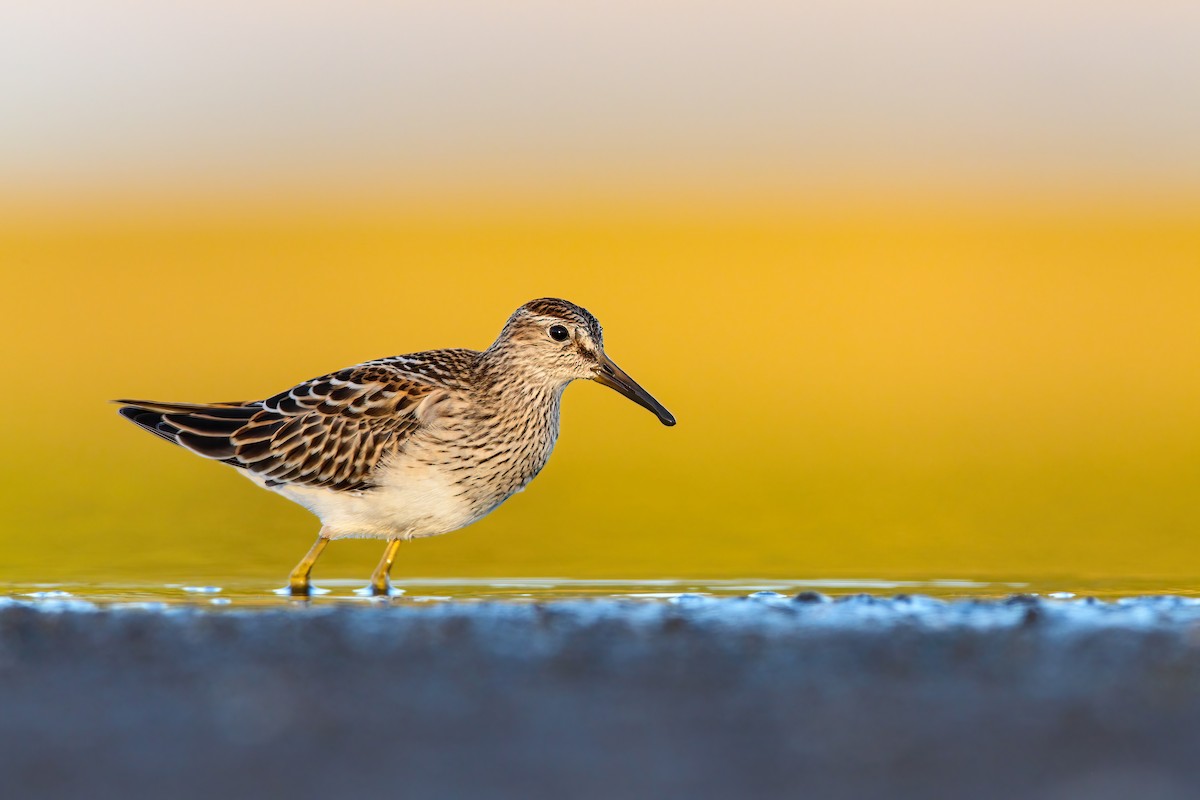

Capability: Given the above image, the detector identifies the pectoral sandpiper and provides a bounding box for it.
[117,298,675,596]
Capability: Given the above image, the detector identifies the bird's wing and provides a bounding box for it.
[117,362,455,490]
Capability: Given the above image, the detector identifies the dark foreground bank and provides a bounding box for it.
[3,593,1200,800]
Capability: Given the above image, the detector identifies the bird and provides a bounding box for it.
[116,298,675,596]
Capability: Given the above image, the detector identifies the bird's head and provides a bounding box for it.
[490,297,675,426]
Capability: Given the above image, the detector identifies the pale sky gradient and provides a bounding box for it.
[3,1,1199,201]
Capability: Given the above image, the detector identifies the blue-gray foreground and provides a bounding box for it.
[4,593,1200,800]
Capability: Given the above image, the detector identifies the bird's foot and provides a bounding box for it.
[355,579,403,598]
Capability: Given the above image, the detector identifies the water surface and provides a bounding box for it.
[8,575,1200,611]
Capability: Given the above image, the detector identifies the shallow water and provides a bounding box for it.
[7,575,1200,611]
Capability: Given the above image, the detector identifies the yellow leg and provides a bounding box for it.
[368,539,404,596]
[287,530,331,596]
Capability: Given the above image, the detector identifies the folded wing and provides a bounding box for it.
[117,364,447,491]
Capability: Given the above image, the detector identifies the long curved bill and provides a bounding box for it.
[593,353,676,426]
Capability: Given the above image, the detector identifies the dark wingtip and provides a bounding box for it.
[116,403,185,447]
[176,431,238,459]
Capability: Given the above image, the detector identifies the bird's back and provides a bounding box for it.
[116,346,566,537]
[116,349,482,492]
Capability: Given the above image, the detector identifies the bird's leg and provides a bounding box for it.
[368,539,404,596]
[287,530,331,596]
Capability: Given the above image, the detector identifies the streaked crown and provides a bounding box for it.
[513,298,603,342]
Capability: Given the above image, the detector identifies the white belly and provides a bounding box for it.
[246,461,486,540]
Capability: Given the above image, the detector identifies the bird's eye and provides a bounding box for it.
[548,325,570,342]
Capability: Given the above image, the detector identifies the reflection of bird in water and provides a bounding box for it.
[117,298,675,596]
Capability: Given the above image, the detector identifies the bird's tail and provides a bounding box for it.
[113,398,256,459]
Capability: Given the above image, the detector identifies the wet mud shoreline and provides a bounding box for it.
[3,594,1200,800]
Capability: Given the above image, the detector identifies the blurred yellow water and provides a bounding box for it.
[2,200,1199,592]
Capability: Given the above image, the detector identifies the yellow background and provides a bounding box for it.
[3,202,1198,587]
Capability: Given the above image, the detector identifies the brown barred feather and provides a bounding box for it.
[115,359,456,491]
